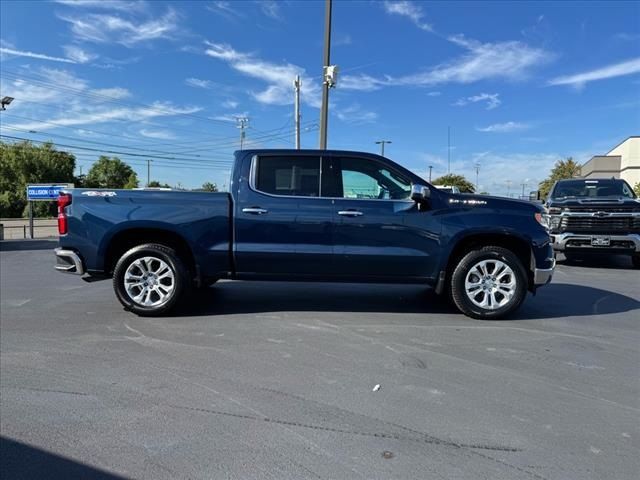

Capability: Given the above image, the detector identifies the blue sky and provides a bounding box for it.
[1,0,639,195]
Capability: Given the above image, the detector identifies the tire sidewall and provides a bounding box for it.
[113,244,186,316]
[452,248,527,319]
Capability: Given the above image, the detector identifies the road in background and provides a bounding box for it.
[1,241,639,479]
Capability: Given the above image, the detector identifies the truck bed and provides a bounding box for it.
[60,189,232,276]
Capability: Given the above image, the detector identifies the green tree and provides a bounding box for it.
[200,182,218,192]
[634,182,640,197]
[0,141,76,218]
[538,157,582,200]
[432,173,475,193]
[147,180,171,188]
[85,156,138,189]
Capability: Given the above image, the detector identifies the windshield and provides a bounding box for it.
[551,179,636,199]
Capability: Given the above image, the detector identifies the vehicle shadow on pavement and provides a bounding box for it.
[557,253,635,270]
[0,436,126,480]
[174,281,639,320]
[0,240,57,252]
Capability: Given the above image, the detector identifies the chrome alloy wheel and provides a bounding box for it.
[464,259,516,310]
[124,256,175,307]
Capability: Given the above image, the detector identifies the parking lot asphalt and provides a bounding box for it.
[1,240,639,480]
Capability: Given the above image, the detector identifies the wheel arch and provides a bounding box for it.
[103,227,197,279]
[440,232,534,291]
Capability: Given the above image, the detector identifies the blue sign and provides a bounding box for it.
[26,184,72,201]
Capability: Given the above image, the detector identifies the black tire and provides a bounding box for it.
[113,243,188,316]
[632,254,640,269]
[563,252,579,263]
[450,246,528,320]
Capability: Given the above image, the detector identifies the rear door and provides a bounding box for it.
[328,155,441,280]
[234,153,335,275]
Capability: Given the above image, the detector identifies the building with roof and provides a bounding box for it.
[580,136,639,187]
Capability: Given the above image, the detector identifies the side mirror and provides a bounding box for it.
[411,184,430,203]
[529,190,541,201]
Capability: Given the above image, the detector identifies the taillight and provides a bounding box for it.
[57,193,72,235]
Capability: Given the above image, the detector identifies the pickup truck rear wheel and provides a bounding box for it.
[450,246,527,319]
[113,243,188,316]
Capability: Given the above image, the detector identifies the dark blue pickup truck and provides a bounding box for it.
[55,149,554,319]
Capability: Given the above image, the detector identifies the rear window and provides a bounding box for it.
[255,156,320,197]
[551,179,636,199]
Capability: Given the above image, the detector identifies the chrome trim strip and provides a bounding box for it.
[551,233,640,252]
[338,210,364,217]
[534,258,555,285]
[553,211,640,217]
[55,247,85,275]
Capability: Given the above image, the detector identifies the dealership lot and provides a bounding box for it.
[1,240,639,480]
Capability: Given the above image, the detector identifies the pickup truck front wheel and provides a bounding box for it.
[450,246,527,319]
[113,243,188,316]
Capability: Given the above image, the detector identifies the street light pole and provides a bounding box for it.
[474,163,480,193]
[428,165,433,182]
[146,159,152,187]
[318,0,332,149]
[294,75,301,149]
[375,140,391,157]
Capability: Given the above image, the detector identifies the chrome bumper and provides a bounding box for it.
[55,248,85,275]
[534,258,555,286]
[551,233,640,252]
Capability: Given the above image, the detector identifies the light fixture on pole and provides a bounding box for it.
[428,165,433,182]
[1,96,14,110]
[375,140,391,157]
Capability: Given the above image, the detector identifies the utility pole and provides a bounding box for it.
[375,140,391,157]
[294,75,301,149]
[447,126,451,174]
[474,163,480,193]
[521,182,527,199]
[237,117,249,150]
[428,165,433,182]
[318,0,333,149]
[146,159,152,187]
[506,180,512,197]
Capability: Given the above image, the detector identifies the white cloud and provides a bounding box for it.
[341,35,551,91]
[398,35,552,85]
[91,87,131,99]
[59,7,180,47]
[8,102,202,131]
[140,128,176,140]
[0,46,76,64]
[426,91,441,96]
[454,92,501,110]
[339,73,388,92]
[222,99,239,109]
[212,111,249,122]
[207,1,243,19]
[0,67,201,131]
[333,33,352,47]
[185,77,212,89]
[476,121,529,133]
[383,1,432,31]
[54,0,145,10]
[335,104,378,124]
[258,1,283,21]
[548,57,640,88]
[62,45,97,63]
[203,41,321,107]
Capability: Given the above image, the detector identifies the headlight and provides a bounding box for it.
[535,213,549,230]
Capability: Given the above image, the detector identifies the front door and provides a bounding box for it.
[328,156,441,280]
[234,153,335,276]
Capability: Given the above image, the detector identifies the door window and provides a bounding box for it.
[255,156,321,197]
[338,157,411,200]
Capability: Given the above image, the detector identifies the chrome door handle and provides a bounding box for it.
[242,207,268,215]
[338,210,364,217]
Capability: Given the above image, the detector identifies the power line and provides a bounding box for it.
[1,69,238,127]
